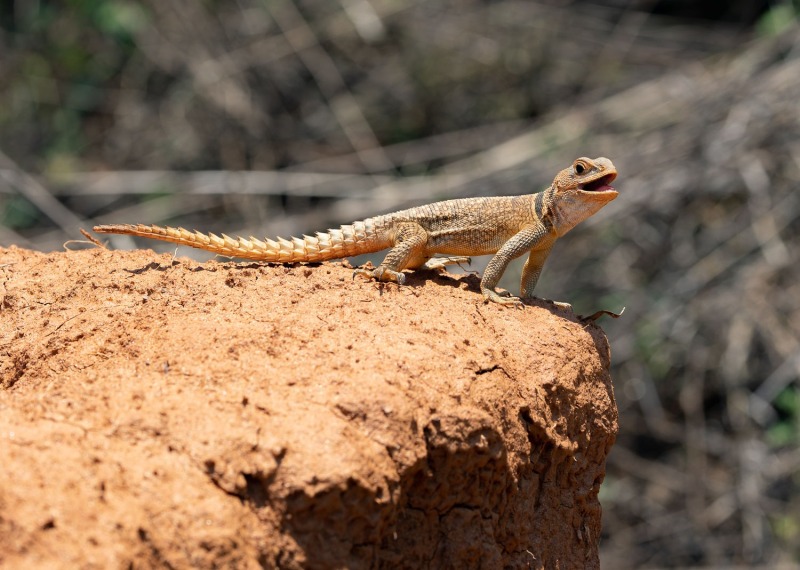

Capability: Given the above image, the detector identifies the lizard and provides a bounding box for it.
[93,156,618,307]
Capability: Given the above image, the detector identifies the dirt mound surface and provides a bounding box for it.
[0,245,617,569]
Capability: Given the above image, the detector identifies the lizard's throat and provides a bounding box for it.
[551,191,618,236]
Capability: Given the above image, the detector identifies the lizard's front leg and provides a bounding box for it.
[520,247,551,299]
[353,222,428,285]
[481,225,550,306]
[520,246,572,310]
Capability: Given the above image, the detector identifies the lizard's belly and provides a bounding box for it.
[426,229,510,256]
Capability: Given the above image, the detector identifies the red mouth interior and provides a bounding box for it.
[581,173,617,192]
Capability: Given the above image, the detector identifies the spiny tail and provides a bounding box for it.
[92,220,391,262]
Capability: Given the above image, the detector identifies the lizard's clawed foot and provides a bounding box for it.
[421,256,472,271]
[482,289,524,308]
[524,297,573,311]
[353,266,406,285]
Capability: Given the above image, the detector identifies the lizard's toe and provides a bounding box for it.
[352,268,372,281]
[420,256,472,272]
[551,300,573,311]
[375,266,405,284]
[354,266,406,285]
[483,290,524,308]
[499,296,524,308]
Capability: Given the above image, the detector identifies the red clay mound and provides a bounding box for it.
[0,245,617,569]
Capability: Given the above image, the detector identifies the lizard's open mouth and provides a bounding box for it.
[579,173,617,192]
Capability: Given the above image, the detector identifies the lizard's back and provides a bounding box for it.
[379,195,535,256]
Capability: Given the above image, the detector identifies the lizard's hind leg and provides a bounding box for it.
[353,222,428,285]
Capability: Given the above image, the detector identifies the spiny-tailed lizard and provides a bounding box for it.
[94,157,618,307]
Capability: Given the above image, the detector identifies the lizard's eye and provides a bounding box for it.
[574,161,587,175]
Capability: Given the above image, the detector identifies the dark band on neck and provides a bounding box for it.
[534,191,545,220]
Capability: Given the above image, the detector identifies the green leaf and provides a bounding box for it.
[756,3,798,37]
[95,1,148,39]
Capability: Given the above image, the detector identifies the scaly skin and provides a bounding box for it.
[94,157,618,307]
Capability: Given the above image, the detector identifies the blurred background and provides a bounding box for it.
[2,0,799,567]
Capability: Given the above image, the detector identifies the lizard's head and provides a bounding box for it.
[548,157,619,236]
[553,157,618,199]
